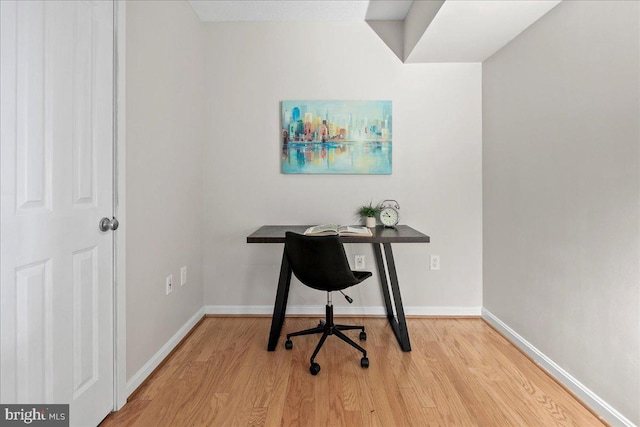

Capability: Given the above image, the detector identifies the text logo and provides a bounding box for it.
[0,405,69,427]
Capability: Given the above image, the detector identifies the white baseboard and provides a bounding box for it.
[204,305,481,317]
[482,308,636,427]
[125,307,205,398]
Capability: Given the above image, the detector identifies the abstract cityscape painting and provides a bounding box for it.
[281,100,392,174]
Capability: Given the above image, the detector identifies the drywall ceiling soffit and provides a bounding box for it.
[403,0,563,63]
[188,0,562,63]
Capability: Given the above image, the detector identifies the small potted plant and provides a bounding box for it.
[358,202,380,228]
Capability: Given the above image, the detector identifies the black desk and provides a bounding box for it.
[246,225,430,352]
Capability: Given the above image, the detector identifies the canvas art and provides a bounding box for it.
[281,100,392,174]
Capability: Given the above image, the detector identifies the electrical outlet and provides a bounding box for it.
[180,266,187,286]
[166,275,173,295]
[355,255,365,270]
[430,255,440,271]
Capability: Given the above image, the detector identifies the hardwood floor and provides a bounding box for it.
[101,317,606,426]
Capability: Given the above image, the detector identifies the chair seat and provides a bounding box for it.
[353,271,373,282]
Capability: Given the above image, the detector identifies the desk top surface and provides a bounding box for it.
[246,225,430,244]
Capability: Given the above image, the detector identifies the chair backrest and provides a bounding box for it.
[285,232,360,291]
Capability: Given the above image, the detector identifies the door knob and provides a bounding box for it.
[99,217,119,232]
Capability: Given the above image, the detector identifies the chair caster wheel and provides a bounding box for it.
[359,331,367,341]
[285,339,293,350]
[361,357,369,368]
[310,362,321,375]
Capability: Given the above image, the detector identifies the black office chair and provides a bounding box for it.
[284,232,372,375]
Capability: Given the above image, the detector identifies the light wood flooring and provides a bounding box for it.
[101,317,606,426]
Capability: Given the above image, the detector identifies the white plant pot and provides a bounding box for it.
[365,217,376,228]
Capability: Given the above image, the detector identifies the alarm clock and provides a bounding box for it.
[379,200,400,228]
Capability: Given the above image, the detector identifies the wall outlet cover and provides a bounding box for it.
[180,266,187,286]
[166,275,173,295]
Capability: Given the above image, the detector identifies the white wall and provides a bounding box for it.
[202,22,483,314]
[122,2,638,422]
[126,0,204,381]
[483,1,639,425]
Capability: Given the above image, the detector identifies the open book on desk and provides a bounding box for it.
[303,224,373,237]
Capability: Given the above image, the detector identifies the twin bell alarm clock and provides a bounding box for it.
[379,200,400,228]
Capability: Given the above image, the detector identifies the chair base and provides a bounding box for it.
[285,303,368,374]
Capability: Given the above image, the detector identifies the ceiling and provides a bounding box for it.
[188,0,413,22]
[188,0,562,62]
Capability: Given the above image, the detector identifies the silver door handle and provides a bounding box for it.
[99,217,119,232]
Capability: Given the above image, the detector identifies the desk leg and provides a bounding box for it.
[373,243,412,352]
[373,243,394,319]
[267,247,292,351]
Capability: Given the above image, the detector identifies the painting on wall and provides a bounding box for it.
[281,100,392,174]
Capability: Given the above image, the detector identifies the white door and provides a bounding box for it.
[1,1,115,426]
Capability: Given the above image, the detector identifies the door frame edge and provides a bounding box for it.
[114,0,127,412]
